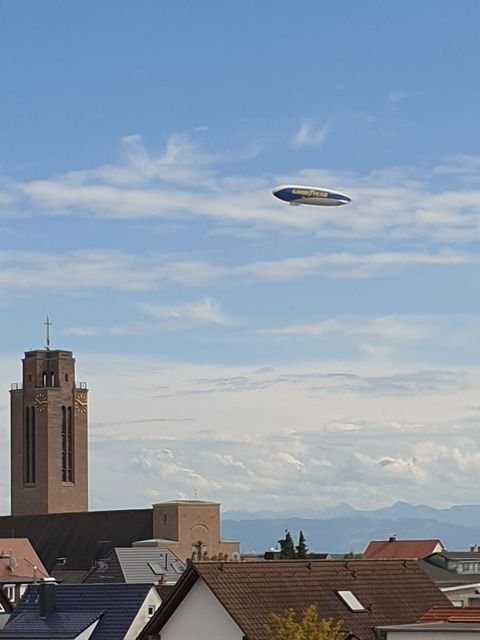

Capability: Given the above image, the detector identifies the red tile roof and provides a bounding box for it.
[142,560,449,640]
[0,538,49,581]
[418,607,480,623]
[364,539,443,560]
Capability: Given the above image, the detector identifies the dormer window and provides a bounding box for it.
[336,590,367,612]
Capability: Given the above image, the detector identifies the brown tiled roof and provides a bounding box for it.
[141,560,449,640]
[418,607,480,623]
[364,539,442,560]
[0,539,49,581]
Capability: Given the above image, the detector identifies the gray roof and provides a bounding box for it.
[83,548,186,585]
[377,622,480,632]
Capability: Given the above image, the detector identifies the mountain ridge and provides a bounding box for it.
[222,502,480,554]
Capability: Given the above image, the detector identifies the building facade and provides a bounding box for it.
[10,349,88,516]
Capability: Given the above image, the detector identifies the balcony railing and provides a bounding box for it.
[10,381,88,391]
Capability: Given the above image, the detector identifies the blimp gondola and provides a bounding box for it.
[272,185,352,206]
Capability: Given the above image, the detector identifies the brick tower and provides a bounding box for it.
[10,347,88,516]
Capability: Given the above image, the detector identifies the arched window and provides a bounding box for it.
[62,406,74,482]
[24,407,36,484]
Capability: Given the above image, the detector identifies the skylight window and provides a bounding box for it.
[336,590,366,612]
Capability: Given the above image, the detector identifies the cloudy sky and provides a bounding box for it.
[1,0,480,515]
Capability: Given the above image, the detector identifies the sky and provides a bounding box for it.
[2,0,480,515]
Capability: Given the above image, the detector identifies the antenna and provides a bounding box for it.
[24,557,38,583]
[44,316,52,351]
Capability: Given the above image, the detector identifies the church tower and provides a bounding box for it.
[10,343,88,516]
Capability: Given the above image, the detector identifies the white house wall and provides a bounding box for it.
[75,619,100,640]
[160,579,244,640]
[441,584,480,608]
[125,587,162,640]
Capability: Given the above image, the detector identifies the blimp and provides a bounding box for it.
[272,185,352,206]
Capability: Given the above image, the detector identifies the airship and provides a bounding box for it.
[272,185,352,206]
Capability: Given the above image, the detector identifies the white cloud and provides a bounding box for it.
[387,91,408,104]
[432,155,480,179]
[141,297,229,326]
[0,249,472,308]
[3,352,480,512]
[3,135,480,244]
[243,250,476,282]
[292,120,333,147]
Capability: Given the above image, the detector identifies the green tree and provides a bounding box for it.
[278,530,296,559]
[266,604,344,640]
[296,530,308,559]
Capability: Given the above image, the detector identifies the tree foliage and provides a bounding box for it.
[296,530,308,559]
[266,604,344,640]
[278,530,296,559]
[278,530,308,559]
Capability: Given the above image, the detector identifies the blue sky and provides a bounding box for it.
[2,1,480,515]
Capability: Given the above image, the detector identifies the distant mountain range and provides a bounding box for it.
[222,502,480,554]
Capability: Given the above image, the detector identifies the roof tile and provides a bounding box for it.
[145,560,450,640]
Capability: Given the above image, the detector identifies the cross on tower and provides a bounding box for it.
[44,316,52,351]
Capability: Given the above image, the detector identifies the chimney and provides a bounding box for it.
[388,534,397,543]
[39,581,56,618]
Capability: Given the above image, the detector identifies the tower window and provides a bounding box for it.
[24,407,36,484]
[65,374,68,382]
[62,406,74,482]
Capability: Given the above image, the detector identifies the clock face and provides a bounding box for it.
[34,392,47,412]
[75,392,88,414]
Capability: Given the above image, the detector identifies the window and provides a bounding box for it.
[4,585,15,602]
[61,406,74,482]
[24,407,36,484]
[336,590,366,612]
[147,605,156,617]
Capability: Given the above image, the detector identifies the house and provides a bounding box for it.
[0,589,14,630]
[0,500,239,583]
[0,539,50,605]
[364,536,444,560]
[82,547,185,585]
[421,550,480,592]
[440,583,480,608]
[376,606,480,640]
[0,581,161,640]
[139,559,450,640]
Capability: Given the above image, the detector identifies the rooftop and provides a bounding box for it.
[0,583,153,640]
[143,559,450,640]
